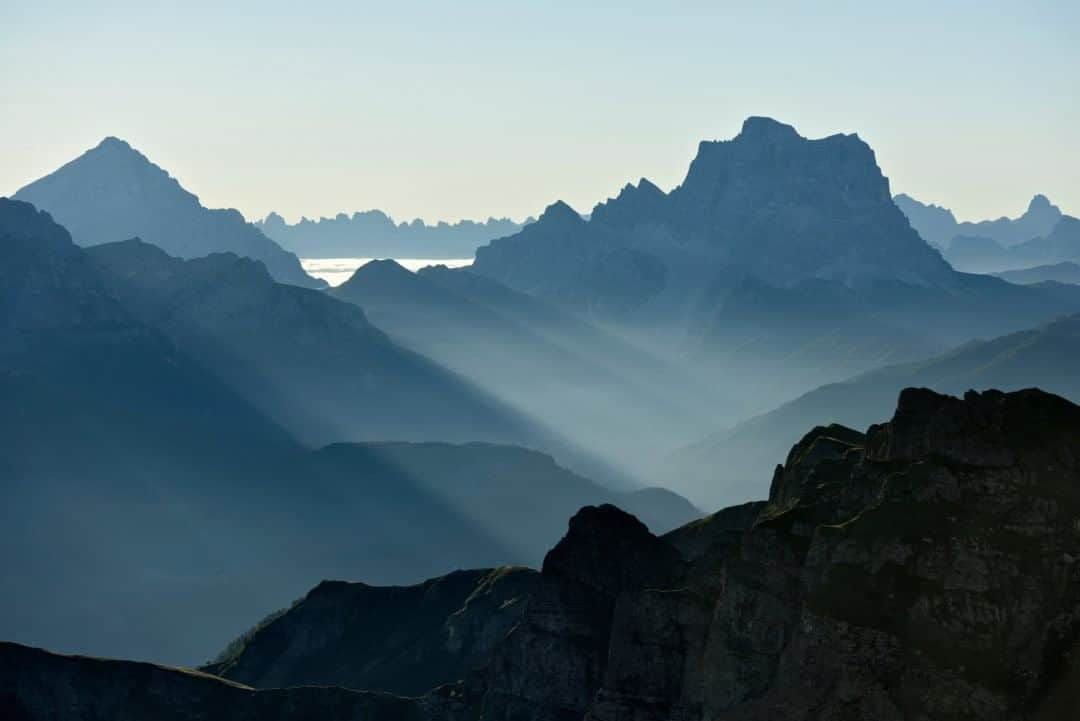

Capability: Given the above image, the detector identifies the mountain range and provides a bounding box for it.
[0,198,698,665]
[896,193,1079,273]
[895,192,1064,248]
[7,115,1080,720]
[257,210,527,259]
[472,117,1080,410]
[6,387,1080,720]
[12,138,321,288]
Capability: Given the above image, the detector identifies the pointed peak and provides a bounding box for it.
[538,200,583,224]
[637,177,662,193]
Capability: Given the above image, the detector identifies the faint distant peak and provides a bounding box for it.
[1027,193,1059,215]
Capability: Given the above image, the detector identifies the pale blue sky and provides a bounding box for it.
[2,1,1077,224]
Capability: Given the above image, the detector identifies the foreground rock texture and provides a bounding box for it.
[3,388,1080,720]
[462,387,1080,720]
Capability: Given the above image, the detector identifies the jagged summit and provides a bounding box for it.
[1028,193,1054,212]
[474,115,952,315]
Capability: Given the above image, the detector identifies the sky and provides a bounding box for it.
[2,1,1077,225]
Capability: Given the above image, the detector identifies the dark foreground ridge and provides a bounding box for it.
[4,387,1080,720]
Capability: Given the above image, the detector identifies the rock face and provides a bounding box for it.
[205,567,539,696]
[12,137,321,288]
[461,387,1080,721]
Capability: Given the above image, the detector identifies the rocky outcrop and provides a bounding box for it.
[478,505,684,721]
[467,387,1080,721]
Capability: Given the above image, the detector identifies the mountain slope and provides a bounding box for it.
[0,642,423,721]
[0,199,311,664]
[12,138,320,287]
[671,311,1080,506]
[0,203,697,666]
[996,261,1080,285]
[331,260,727,479]
[203,566,539,695]
[86,239,542,449]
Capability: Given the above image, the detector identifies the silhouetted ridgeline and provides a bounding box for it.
[5,388,1080,720]
[896,193,1079,273]
[256,210,528,258]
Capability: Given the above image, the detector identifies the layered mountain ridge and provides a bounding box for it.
[257,209,527,259]
[5,387,1080,720]
[0,199,698,664]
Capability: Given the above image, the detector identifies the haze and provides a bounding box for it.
[2,0,1077,224]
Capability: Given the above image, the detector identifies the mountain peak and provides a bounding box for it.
[12,138,322,288]
[538,200,583,224]
[738,116,801,141]
[1026,193,1058,215]
[95,136,136,152]
[340,258,413,288]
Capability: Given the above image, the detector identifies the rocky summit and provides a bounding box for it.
[472,117,952,320]
[3,386,1080,720]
